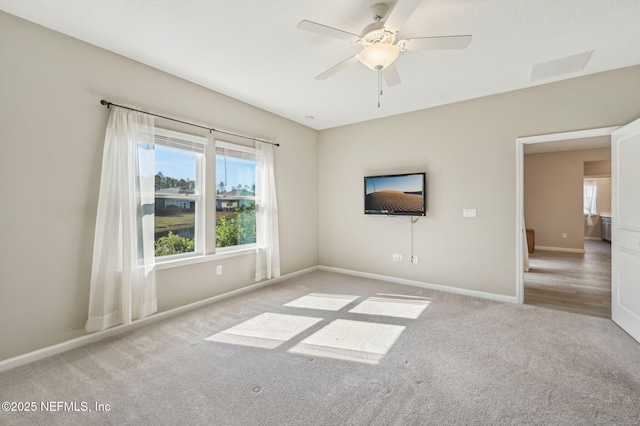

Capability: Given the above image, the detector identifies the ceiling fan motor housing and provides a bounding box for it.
[360,21,396,46]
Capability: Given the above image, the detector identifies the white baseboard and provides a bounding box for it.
[0,266,319,373]
[535,246,585,253]
[318,266,518,304]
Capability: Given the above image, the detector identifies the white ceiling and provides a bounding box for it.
[2,0,640,130]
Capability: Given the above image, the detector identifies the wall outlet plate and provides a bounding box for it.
[411,256,418,264]
[463,208,477,218]
[216,265,222,275]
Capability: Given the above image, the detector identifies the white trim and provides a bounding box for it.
[194,148,205,254]
[318,266,518,304]
[216,243,257,255]
[535,246,585,253]
[515,139,525,303]
[517,127,620,144]
[155,246,256,270]
[515,126,619,305]
[216,140,256,154]
[156,127,207,146]
[0,266,318,373]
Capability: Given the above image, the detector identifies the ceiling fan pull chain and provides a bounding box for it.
[377,66,382,108]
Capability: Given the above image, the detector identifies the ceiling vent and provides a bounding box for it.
[530,51,593,82]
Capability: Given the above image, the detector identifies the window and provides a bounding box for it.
[215,141,257,249]
[148,128,257,261]
[153,129,205,258]
[583,177,597,216]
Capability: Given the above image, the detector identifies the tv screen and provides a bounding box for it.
[364,172,426,216]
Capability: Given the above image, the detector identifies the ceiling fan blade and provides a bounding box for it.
[315,55,360,80]
[383,64,401,86]
[297,20,360,43]
[402,35,472,51]
[384,0,424,32]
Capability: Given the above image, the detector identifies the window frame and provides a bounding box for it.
[215,140,257,253]
[151,130,258,268]
[153,128,206,262]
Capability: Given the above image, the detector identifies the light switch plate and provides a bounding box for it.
[463,208,477,218]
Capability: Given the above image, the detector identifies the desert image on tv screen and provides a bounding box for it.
[365,174,423,213]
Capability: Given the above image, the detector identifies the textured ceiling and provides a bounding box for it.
[2,0,640,130]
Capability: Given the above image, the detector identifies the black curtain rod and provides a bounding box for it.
[99,100,279,147]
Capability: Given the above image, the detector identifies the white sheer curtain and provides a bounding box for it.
[583,178,597,226]
[86,106,157,332]
[255,141,280,281]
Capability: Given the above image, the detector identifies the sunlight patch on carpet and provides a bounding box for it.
[205,313,322,349]
[349,296,431,319]
[288,319,405,364]
[284,293,360,311]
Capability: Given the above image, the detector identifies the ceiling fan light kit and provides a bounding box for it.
[298,0,472,105]
[359,43,400,70]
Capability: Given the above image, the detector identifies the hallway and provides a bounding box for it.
[524,240,611,318]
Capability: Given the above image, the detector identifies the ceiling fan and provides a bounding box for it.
[297,0,472,93]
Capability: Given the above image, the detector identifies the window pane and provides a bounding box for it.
[216,155,255,194]
[155,144,198,257]
[155,198,196,256]
[216,149,256,248]
[156,145,197,192]
[216,203,256,248]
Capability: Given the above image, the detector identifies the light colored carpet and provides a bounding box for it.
[1,270,639,425]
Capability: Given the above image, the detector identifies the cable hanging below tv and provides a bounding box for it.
[364,172,426,216]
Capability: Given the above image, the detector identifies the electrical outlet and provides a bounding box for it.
[393,253,402,262]
[411,256,418,264]
[216,265,222,275]
[562,233,567,239]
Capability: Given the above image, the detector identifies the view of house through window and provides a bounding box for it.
[154,141,200,257]
[146,130,257,258]
[215,142,257,248]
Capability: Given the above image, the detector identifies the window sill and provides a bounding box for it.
[155,247,256,270]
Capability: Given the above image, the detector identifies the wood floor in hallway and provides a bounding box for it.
[524,239,611,318]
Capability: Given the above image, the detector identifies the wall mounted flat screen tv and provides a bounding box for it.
[364,172,426,216]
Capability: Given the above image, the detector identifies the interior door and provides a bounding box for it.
[612,118,640,343]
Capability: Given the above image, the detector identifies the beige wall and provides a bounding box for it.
[319,68,640,297]
[524,149,611,250]
[0,12,318,361]
[596,177,612,214]
[584,159,611,177]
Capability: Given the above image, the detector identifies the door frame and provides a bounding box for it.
[514,126,620,304]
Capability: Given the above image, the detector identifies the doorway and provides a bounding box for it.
[523,239,611,318]
[515,127,619,314]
